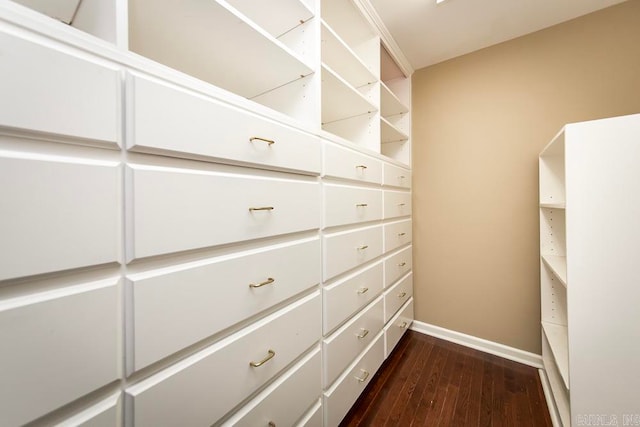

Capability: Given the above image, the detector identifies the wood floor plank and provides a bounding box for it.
[478,358,493,427]
[408,343,449,425]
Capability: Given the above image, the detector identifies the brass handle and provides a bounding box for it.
[398,262,406,267]
[399,175,405,179]
[250,136,275,146]
[398,203,406,207]
[249,349,275,367]
[356,329,369,339]
[356,203,368,207]
[357,245,369,250]
[268,422,276,427]
[355,165,368,170]
[398,232,406,236]
[355,369,370,383]
[400,321,408,329]
[249,206,274,212]
[249,278,275,288]
[398,292,407,298]
[357,287,369,294]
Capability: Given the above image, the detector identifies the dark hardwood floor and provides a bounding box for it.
[340,331,552,427]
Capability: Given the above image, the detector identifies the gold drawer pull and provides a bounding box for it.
[357,245,369,250]
[249,206,274,212]
[398,232,406,236]
[357,287,369,295]
[249,278,275,288]
[250,136,275,146]
[355,165,368,170]
[398,203,406,207]
[268,422,276,427]
[249,349,275,367]
[356,203,368,207]
[356,329,369,339]
[400,321,408,329]
[398,262,406,267]
[399,175,406,179]
[398,292,407,298]
[355,369,370,383]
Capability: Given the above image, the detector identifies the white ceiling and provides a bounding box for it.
[369,0,628,71]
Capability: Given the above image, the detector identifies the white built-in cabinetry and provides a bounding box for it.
[539,114,640,427]
[0,1,412,426]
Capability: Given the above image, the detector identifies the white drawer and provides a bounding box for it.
[383,163,411,189]
[221,347,321,427]
[384,219,412,253]
[298,399,322,427]
[383,189,412,219]
[128,73,321,174]
[384,272,413,323]
[323,184,383,228]
[0,154,121,281]
[323,261,383,335]
[54,392,121,427]
[384,246,413,288]
[385,298,414,358]
[323,333,385,427]
[323,225,383,281]
[0,279,119,426]
[323,297,384,387]
[129,165,320,259]
[323,143,382,184]
[126,291,320,426]
[0,31,119,143]
[130,237,321,371]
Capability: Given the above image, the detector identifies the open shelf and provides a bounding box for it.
[224,0,313,38]
[321,64,377,124]
[129,0,314,99]
[542,322,569,390]
[381,117,409,144]
[541,254,567,287]
[542,333,571,427]
[321,21,376,89]
[380,82,408,117]
[540,202,566,209]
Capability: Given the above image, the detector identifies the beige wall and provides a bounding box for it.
[412,0,640,354]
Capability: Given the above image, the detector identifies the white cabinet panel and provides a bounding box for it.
[130,237,321,370]
[297,399,322,427]
[383,245,412,288]
[54,392,121,427]
[0,279,119,426]
[383,189,411,219]
[126,292,320,426]
[0,154,121,281]
[323,143,382,184]
[323,297,383,387]
[323,225,383,281]
[323,333,384,427]
[221,348,320,427]
[129,165,320,259]
[128,73,321,174]
[323,183,382,228]
[0,31,119,143]
[383,163,410,189]
[385,298,413,358]
[323,261,383,335]
[383,219,412,253]
[384,272,413,323]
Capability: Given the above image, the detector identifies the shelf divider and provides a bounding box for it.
[542,321,570,390]
[541,254,567,287]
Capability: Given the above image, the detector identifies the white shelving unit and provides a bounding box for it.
[540,114,640,426]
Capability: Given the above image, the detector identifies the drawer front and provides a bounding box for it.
[383,190,412,219]
[0,279,119,426]
[384,273,413,323]
[130,237,321,371]
[126,292,320,426]
[323,143,382,184]
[56,392,120,427]
[323,225,383,281]
[222,348,321,427]
[298,399,322,427]
[324,333,384,427]
[383,164,411,189]
[130,165,320,259]
[323,261,383,335]
[323,297,384,387]
[0,31,119,143]
[385,298,414,358]
[129,73,321,174]
[323,184,383,228]
[384,219,412,253]
[384,245,413,288]
[0,155,120,281]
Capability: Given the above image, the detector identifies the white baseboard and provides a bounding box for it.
[538,369,562,427]
[410,320,543,369]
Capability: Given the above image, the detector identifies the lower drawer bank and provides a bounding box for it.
[125,291,320,426]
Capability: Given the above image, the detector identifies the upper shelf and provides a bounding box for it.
[541,254,567,287]
[540,202,566,209]
[380,117,409,144]
[129,0,314,99]
[321,64,377,124]
[380,82,409,117]
[224,0,314,38]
